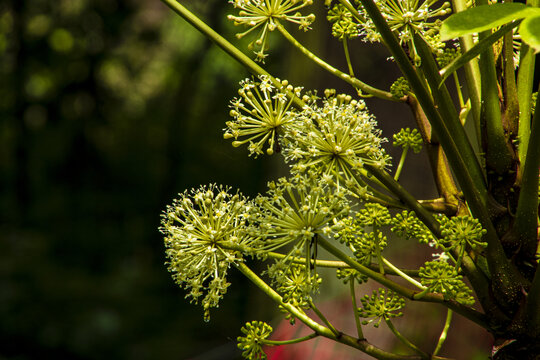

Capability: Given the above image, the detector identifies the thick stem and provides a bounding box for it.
[514,82,540,260]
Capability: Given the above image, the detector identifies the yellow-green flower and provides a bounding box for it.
[160,184,254,321]
[283,93,389,191]
[225,75,301,157]
[228,0,315,61]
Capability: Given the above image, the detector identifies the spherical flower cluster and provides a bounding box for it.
[255,170,351,255]
[419,261,475,305]
[275,264,322,304]
[282,93,389,192]
[393,128,423,154]
[390,76,410,98]
[160,184,254,321]
[228,0,315,61]
[225,76,302,157]
[356,202,392,228]
[391,210,435,244]
[358,288,405,327]
[327,3,360,40]
[237,321,273,360]
[440,215,487,251]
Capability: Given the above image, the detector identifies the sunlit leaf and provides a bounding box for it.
[439,21,521,85]
[520,14,540,53]
[440,3,531,40]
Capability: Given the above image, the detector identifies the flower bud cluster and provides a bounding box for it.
[391,210,435,244]
[390,77,410,98]
[419,261,475,305]
[237,321,273,360]
[358,288,405,327]
[327,3,360,39]
[393,128,423,154]
[440,215,487,251]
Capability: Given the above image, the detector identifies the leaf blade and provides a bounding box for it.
[440,3,529,40]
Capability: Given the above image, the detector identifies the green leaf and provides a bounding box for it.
[440,3,530,40]
[439,21,521,85]
[520,15,540,53]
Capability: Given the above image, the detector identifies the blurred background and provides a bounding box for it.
[0,0,491,359]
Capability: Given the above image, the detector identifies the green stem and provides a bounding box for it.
[340,5,503,275]
[433,309,453,356]
[309,299,340,336]
[317,235,490,329]
[514,81,540,259]
[474,0,513,175]
[235,261,428,360]
[275,21,398,102]
[394,147,409,181]
[261,250,421,276]
[350,280,365,339]
[374,227,385,275]
[342,38,356,79]
[365,164,442,237]
[451,0,482,146]
[264,332,319,345]
[159,0,304,108]
[516,0,538,167]
[385,318,429,358]
[526,257,540,337]
[516,41,535,166]
[382,257,425,290]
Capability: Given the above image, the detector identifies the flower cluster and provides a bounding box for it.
[440,215,487,251]
[228,0,315,61]
[160,184,254,321]
[436,46,460,68]
[255,170,350,254]
[358,288,405,327]
[391,210,435,244]
[336,267,368,284]
[390,77,410,98]
[274,264,322,305]
[225,76,302,157]
[334,213,388,265]
[419,261,475,306]
[353,0,451,59]
[356,203,392,228]
[282,93,389,193]
[327,3,360,40]
[393,128,423,154]
[237,321,273,360]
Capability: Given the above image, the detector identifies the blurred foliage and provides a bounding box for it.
[0,0,274,358]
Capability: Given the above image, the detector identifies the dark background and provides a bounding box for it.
[0,0,492,359]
